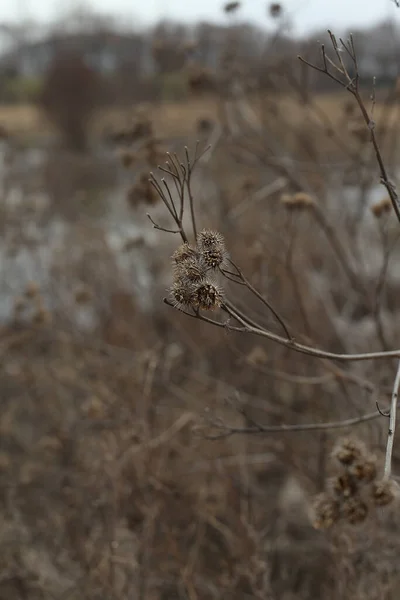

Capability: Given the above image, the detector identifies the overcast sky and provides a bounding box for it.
[0,1,399,35]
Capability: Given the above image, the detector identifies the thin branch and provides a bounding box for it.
[146,214,183,236]
[205,409,382,440]
[384,359,400,479]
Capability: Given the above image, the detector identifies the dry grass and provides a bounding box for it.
[1,91,393,142]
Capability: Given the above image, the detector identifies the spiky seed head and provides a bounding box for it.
[312,493,340,530]
[202,248,228,269]
[342,497,368,525]
[330,473,358,498]
[371,197,392,218]
[172,243,198,264]
[197,229,225,249]
[195,281,224,311]
[349,458,377,483]
[371,479,399,507]
[197,230,228,268]
[174,256,208,284]
[169,280,197,310]
[331,438,367,466]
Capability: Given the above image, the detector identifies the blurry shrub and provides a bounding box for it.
[1,76,43,103]
[40,51,103,152]
[159,72,188,102]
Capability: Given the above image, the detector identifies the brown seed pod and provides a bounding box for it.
[331,438,367,466]
[312,493,340,530]
[371,197,392,218]
[371,479,399,507]
[197,229,228,268]
[172,243,198,264]
[342,496,368,525]
[169,280,197,310]
[195,280,224,311]
[349,458,377,483]
[330,472,358,499]
[174,256,208,284]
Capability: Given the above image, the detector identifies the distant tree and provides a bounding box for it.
[40,51,103,152]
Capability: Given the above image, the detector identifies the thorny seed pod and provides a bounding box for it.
[312,493,340,530]
[371,479,399,507]
[331,438,367,466]
[195,280,224,311]
[371,197,392,218]
[342,497,368,525]
[172,243,198,264]
[197,229,228,268]
[330,473,358,499]
[349,458,377,483]
[174,256,208,284]
[169,280,197,310]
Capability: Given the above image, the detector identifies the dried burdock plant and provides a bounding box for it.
[342,497,369,525]
[371,197,392,218]
[312,493,340,530]
[371,479,399,506]
[331,438,368,466]
[147,29,400,529]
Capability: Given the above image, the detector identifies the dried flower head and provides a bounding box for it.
[224,1,240,13]
[371,197,392,218]
[13,296,26,314]
[32,307,52,326]
[197,229,228,268]
[195,280,224,311]
[25,281,39,299]
[187,65,215,94]
[330,473,358,499]
[75,286,93,305]
[342,497,368,525]
[312,493,340,530]
[269,3,282,17]
[119,149,137,168]
[371,479,399,507]
[349,458,377,483]
[172,243,198,264]
[127,173,159,208]
[174,256,208,284]
[280,192,315,210]
[348,119,369,142]
[169,280,197,310]
[331,438,367,466]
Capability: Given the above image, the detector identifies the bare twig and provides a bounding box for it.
[383,360,400,479]
[204,408,382,440]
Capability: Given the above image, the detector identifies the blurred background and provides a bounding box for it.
[1,1,400,599]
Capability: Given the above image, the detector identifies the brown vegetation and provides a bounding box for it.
[1,5,400,600]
